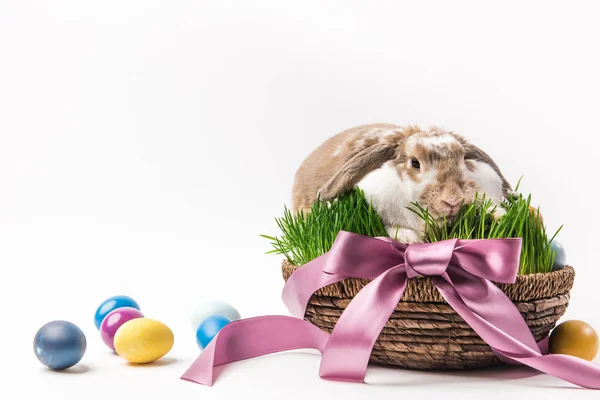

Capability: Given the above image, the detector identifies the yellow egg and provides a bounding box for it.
[114,318,174,364]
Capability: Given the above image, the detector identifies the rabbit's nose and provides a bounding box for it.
[443,199,461,207]
[442,199,462,216]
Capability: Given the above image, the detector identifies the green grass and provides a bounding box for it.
[260,189,388,267]
[263,182,563,275]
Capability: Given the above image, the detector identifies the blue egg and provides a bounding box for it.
[94,295,140,330]
[551,239,567,270]
[33,320,87,370]
[196,315,231,350]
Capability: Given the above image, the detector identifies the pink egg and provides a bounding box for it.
[100,307,144,350]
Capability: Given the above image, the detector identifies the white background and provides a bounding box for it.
[1,1,599,399]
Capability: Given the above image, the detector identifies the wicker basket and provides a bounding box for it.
[282,260,575,370]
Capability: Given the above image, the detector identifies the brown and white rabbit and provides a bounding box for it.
[292,123,512,243]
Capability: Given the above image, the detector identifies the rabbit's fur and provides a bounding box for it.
[292,124,511,243]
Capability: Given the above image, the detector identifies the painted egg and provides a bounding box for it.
[191,300,240,331]
[528,205,544,223]
[196,315,231,349]
[114,318,174,363]
[94,295,140,330]
[550,239,567,271]
[100,307,144,351]
[33,320,87,370]
[549,320,599,361]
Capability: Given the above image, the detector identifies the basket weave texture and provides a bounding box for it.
[281,260,575,370]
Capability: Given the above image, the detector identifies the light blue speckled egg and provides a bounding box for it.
[191,300,241,331]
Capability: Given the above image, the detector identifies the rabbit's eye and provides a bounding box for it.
[411,158,421,169]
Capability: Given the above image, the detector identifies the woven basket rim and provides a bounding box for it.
[281,260,575,303]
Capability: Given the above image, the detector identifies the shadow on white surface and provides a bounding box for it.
[186,350,540,386]
[212,351,590,391]
[364,363,589,390]
[366,364,536,384]
[125,357,179,368]
[41,364,92,374]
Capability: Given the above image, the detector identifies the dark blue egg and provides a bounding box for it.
[33,320,87,370]
[94,295,140,330]
[551,239,567,270]
[196,315,231,350]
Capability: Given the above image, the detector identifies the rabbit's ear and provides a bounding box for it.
[464,143,512,196]
[318,142,398,201]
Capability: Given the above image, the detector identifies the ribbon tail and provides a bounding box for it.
[282,252,347,318]
[180,316,330,386]
[498,351,600,389]
[434,272,600,390]
[434,270,541,355]
[319,265,408,383]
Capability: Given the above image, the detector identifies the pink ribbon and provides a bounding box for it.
[181,231,600,388]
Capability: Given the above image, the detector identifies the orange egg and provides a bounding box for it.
[549,320,599,361]
[528,205,544,223]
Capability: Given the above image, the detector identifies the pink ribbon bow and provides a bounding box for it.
[181,231,600,388]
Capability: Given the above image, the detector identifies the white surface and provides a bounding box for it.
[1,1,599,398]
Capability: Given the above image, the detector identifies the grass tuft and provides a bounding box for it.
[263,182,563,274]
[260,189,387,267]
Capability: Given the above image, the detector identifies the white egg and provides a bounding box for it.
[191,300,241,331]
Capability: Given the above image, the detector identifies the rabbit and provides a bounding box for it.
[291,123,512,244]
